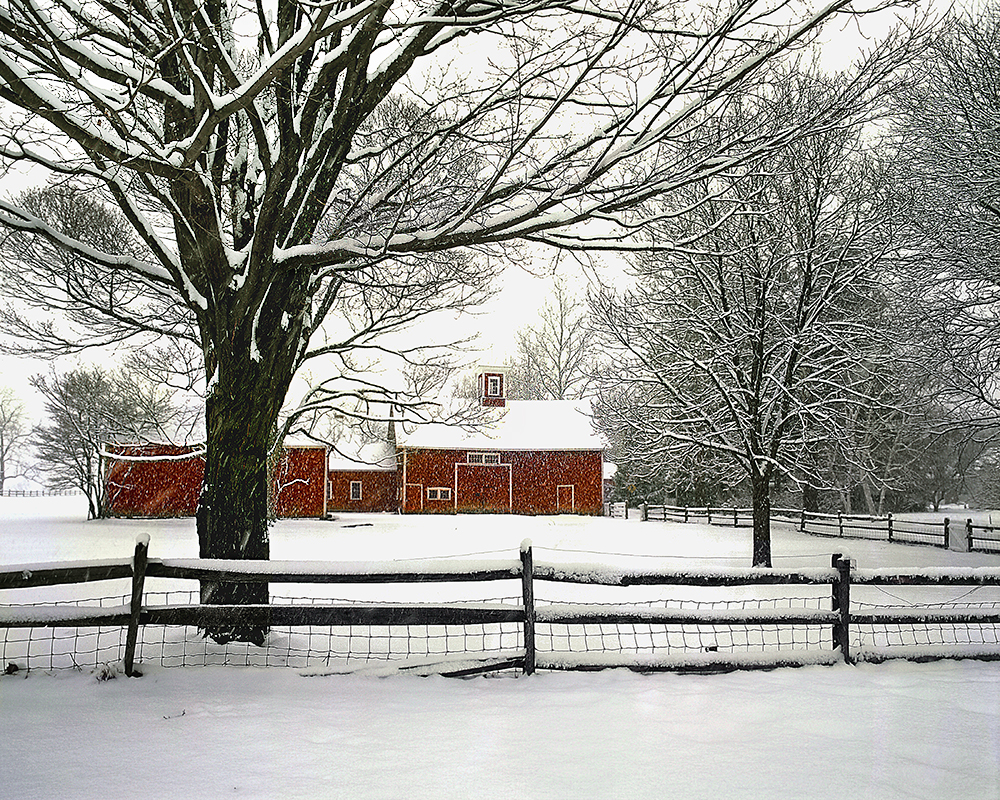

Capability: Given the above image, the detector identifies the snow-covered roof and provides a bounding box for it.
[328,436,397,472]
[397,399,606,452]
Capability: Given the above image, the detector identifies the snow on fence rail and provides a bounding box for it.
[3,539,1000,676]
[640,504,1000,552]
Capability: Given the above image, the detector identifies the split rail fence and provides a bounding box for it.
[3,536,1000,676]
[639,504,1000,554]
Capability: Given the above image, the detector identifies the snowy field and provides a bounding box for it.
[2,496,1000,799]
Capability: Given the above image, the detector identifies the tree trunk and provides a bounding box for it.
[750,469,772,567]
[861,479,877,516]
[197,357,284,646]
[802,483,819,513]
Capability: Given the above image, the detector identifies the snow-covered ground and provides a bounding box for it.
[2,496,1000,799]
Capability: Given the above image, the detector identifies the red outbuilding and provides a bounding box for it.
[327,437,399,513]
[104,442,328,518]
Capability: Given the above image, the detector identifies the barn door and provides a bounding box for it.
[404,483,423,513]
[557,485,575,513]
[456,464,511,513]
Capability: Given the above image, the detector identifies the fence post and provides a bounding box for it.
[641,502,648,522]
[943,518,950,549]
[887,512,893,543]
[684,507,689,523]
[831,554,852,664]
[124,533,149,678]
[800,509,806,533]
[837,511,844,537]
[733,507,738,527]
[967,518,974,552]
[707,505,712,524]
[520,539,535,676]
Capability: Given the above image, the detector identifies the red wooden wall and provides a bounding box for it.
[104,444,203,518]
[399,448,603,515]
[327,469,398,513]
[273,446,329,518]
[105,444,328,518]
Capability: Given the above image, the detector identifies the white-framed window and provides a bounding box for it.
[467,452,500,465]
[349,481,362,501]
[487,374,502,397]
[427,487,452,500]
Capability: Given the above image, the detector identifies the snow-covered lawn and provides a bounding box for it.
[2,496,1000,799]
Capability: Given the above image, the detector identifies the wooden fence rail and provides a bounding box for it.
[4,538,1000,676]
[639,504,1000,552]
[967,521,1000,554]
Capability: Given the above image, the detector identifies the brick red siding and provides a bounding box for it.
[105,444,328,518]
[273,447,328,518]
[400,448,603,515]
[104,444,203,517]
[327,469,398,513]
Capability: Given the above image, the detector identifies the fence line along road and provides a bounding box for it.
[4,537,1000,677]
[635,504,1000,554]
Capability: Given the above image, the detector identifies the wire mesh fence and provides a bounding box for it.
[9,590,1000,673]
[535,596,833,656]
[6,540,1000,674]
[1,591,526,672]
[852,599,1000,650]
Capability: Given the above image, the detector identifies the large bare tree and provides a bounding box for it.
[891,2,1000,434]
[506,278,596,400]
[0,386,30,492]
[0,0,917,637]
[592,71,908,566]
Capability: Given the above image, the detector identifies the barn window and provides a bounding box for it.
[486,375,502,397]
[427,487,452,500]
[467,452,500,465]
[350,481,362,501]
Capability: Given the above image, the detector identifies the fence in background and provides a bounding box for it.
[604,501,629,519]
[637,504,1000,554]
[3,538,1000,676]
[1,489,82,497]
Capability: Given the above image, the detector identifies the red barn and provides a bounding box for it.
[327,368,607,516]
[397,398,605,515]
[104,442,328,518]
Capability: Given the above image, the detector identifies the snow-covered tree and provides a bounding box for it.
[891,2,1000,433]
[591,70,907,566]
[0,0,919,637]
[31,365,177,519]
[0,386,30,492]
[506,279,595,400]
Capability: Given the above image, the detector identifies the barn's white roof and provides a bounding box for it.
[396,399,606,452]
[328,437,397,472]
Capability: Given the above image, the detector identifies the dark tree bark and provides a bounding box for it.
[750,468,773,568]
[196,367,277,644]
